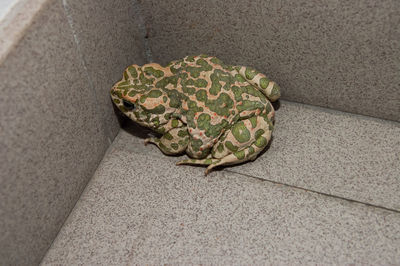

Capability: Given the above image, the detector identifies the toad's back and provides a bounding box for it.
[164,55,275,157]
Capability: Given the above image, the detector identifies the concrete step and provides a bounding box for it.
[41,101,400,264]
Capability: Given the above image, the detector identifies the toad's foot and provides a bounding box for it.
[176,158,221,176]
[144,137,157,146]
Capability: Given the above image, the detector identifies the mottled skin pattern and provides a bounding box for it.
[111,55,281,175]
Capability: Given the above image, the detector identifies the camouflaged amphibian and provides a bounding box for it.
[111,55,280,175]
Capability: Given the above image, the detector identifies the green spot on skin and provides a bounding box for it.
[133,84,147,90]
[217,143,224,153]
[167,89,183,108]
[205,92,234,117]
[194,79,208,88]
[232,121,251,143]
[234,150,245,160]
[191,138,203,151]
[111,90,120,97]
[128,90,138,97]
[254,136,268,148]
[163,96,168,103]
[118,81,131,87]
[171,119,179,128]
[235,74,246,82]
[178,130,188,137]
[164,113,171,120]
[164,132,173,140]
[207,120,228,138]
[188,101,197,109]
[195,59,212,71]
[157,127,166,134]
[144,66,164,78]
[204,159,213,164]
[170,66,179,74]
[119,106,128,113]
[249,117,258,128]
[271,84,281,98]
[231,86,243,101]
[220,133,227,142]
[210,80,222,95]
[268,120,274,130]
[196,58,208,66]
[155,70,164,78]
[113,99,120,104]
[210,57,223,65]
[243,85,266,102]
[178,137,189,147]
[178,72,188,80]
[245,68,258,80]
[260,77,270,89]
[197,113,211,130]
[183,86,196,95]
[139,72,154,85]
[255,129,265,139]
[168,76,179,87]
[123,71,129,80]
[128,66,138,78]
[224,65,234,71]
[186,56,195,62]
[156,78,168,88]
[195,90,207,102]
[151,117,160,127]
[159,142,171,152]
[171,143,179,150]
[186,66,202,78]
[187,100,202,113]
[140,96,147,103]
[147,90,162,98]
[182,78,194,86]
[143,104,165,114]
[156,75,180,89]
[225,141,238,152]
[237,100,264,113]
[248,146,255,155]
[266,102,272,113]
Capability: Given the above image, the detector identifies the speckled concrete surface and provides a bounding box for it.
[0,0,48,63]
[108,101,400,211]
[231,101,400,211]
[140,0,400,121]
[62,0,146,141]
[41,134,400,265]
[0,1,109,265]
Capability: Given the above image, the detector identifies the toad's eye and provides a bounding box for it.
[123,99,135,110]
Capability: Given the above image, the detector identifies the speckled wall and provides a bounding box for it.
[0,0,145,265]
[140,0,400,121]
[1,0,399,265]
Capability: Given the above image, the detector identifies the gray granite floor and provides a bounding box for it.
[41,101,400,265]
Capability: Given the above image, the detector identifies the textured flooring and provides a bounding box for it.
[41,101,400,265]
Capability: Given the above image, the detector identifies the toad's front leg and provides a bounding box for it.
[145,127,189,155]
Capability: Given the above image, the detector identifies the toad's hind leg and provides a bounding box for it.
[176,157,221,167]
[205,117,273,175]
[176,117,273,175]
[234,66,281,102]
[204,125,272,175]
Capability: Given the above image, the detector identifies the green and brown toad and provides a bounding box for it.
[111,55,280,175]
